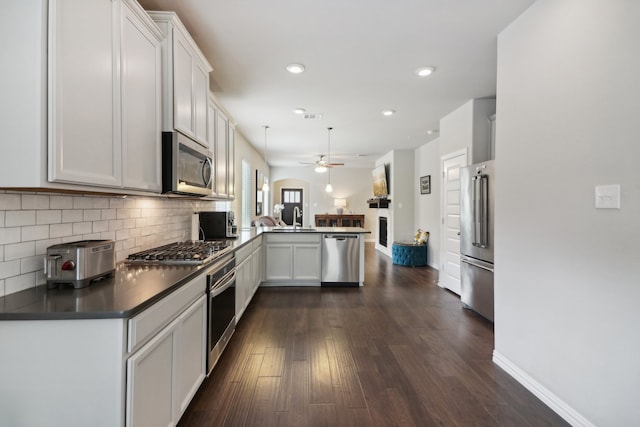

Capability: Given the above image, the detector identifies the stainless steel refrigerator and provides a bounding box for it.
[460,160,495,322]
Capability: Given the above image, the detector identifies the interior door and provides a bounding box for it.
[439,150,467,295]
[280,188,303,226]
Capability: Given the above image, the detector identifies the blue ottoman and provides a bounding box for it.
[392,242,427,266]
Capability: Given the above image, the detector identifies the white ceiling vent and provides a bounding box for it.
[304,113,323,120]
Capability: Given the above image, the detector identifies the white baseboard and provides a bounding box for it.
[492,350,595,427]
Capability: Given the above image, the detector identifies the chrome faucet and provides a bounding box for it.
[293,207,302,227]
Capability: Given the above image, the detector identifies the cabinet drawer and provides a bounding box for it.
[265,233,321,244]
[235,243,252,264]
[128,274,206,353]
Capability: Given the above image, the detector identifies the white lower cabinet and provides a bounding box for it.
[127,294,206,427]
[264,243,294,281]
[252,239,263,294]
[235,237,263,322]
[126,318,176,427]
[264,234,321,285]
[174,294,208,419]
[235,255,251,321]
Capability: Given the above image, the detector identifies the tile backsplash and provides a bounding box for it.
[0,191,228,297]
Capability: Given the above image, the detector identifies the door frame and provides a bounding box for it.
[280,187,304,226]
[439,148,468,291]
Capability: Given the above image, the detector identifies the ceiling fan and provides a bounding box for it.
[299,127,344,173]
[300,154,344,172]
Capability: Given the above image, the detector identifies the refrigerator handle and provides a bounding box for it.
[472,174,489,248]
[461,257,494,272]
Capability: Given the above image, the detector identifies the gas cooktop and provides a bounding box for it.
[126,240,231,265]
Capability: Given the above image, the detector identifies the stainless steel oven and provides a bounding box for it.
[205,253,236,374]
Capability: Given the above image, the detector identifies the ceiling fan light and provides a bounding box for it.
[286,63,305,74]
[315,165,327,173]
[415,66,435,77]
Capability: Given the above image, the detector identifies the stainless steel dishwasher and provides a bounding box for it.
[321,234,360,286]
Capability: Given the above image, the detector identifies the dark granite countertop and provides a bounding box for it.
[0,227,370,321]
[0,230,262,321]
[0,263,205,320]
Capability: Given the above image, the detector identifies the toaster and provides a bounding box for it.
[45,240,115,289]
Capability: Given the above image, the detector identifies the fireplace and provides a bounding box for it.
[379,216,388,247]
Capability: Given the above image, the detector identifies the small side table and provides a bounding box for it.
[392,242,427,267]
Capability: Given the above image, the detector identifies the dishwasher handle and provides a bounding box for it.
[324,234,358,240]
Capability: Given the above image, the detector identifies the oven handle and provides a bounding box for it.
[210,270,236,298]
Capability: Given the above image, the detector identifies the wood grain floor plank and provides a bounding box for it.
[259,346,285,377]
[244,376,281,427]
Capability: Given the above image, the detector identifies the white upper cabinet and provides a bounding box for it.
[148,11,213,148]
[228,124,235,199]
[215,109,229,198]
[193,63,210,144]
[208,95,236,200]
[48,0,121,187]
[121,0,163,191]
[1,0,163,193]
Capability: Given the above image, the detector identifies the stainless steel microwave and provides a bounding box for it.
[162,131,213,197]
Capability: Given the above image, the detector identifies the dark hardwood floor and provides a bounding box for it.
[179,243,567,427]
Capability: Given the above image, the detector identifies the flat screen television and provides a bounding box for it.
[372,164,389,198]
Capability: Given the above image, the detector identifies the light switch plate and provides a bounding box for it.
[595,184,620,209]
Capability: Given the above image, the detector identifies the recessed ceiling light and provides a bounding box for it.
[293,108,306,115]
[286,63,305,74]
[415,66,436,77]
[382,109,396,116]
[427,129,439,135]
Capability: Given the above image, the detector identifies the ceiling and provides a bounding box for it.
[138,0,535,169]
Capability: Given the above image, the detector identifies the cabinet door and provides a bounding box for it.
[227,125,235,198]
[264,244,293,281]
[173,30,194,137]
[252,246,263,294]
[192,62,209,146]
[207,98,217,195]
[293,244,322,280]
[174,295,207,421]
[121,2,162,191]
[235,256,251,321]
[126,318,177,427]
[215,110,228,198]
[49,0,121,187]
[315,216,327,227]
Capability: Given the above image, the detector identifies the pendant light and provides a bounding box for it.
[325,127,333,193]
[262,125,269,192]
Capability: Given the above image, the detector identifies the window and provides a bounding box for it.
[241,161,251,227]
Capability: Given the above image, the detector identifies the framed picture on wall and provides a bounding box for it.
[420,175,431,194]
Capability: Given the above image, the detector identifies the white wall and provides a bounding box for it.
[414,138,441,268]
[372,150,415,256]
[494,1,640,426]
[270,166,375,237]
[439,98,495,164]
[230,129,268,227]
